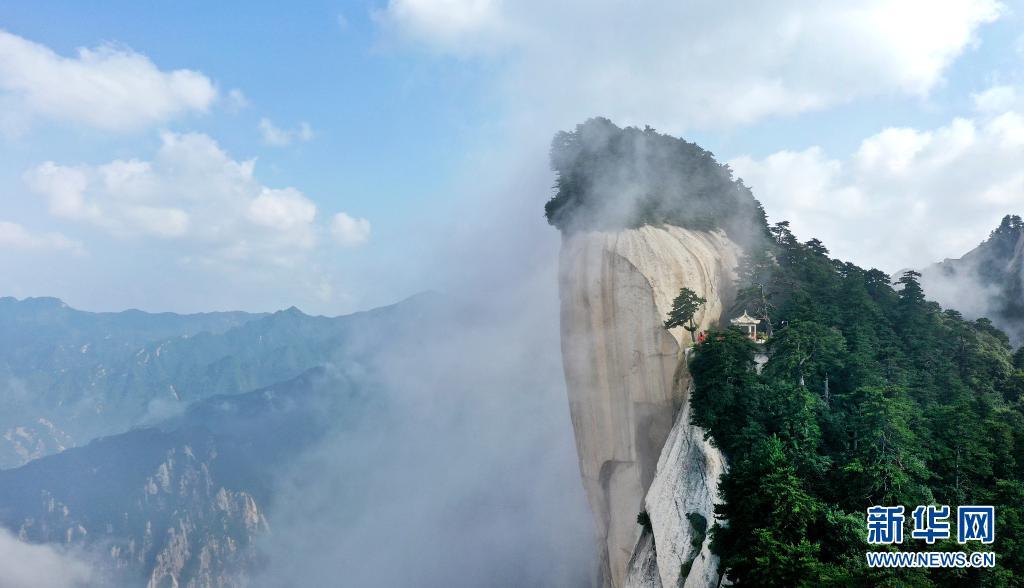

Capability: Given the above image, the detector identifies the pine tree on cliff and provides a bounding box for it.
[664,287,707,343]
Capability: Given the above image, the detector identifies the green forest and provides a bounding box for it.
[690,221,1024,586]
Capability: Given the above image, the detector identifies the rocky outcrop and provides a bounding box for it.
[2,418,73,465]
[624,527,661,587]
[558,224,739,587]
[2,435,268,588]
[142,448,267,588]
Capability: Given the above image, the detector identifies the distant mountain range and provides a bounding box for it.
[0,294,433,469]
[0,368,363,587]
[0,293,440,586]
[0,296,260,468]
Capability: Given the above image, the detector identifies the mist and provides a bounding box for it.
[248,138,598,586]
[917,260,1005,328]
[917,215,1024,346]
[0,528,98,588]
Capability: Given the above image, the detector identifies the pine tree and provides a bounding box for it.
[841,384,932,507]
[735,249,778,336]
[664,287,707,343]
[714,435,823,587]
[763,321,846,401]
[687,217,1024,585]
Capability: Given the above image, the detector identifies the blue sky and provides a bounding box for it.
[1,1,1022,313]
[0,1,492,226]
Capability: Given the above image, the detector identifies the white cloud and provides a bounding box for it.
[0,221,83,254]
[23,163,96,220]
[383,0,501,52]
[249,188,317,233]
[972,83,1021,112]
[0,29,216,132]
[23,132,328,265]
[380,0,1003,130]
[258,118,314,146]
[0,528,96,588]
[331,212,371,246]
[226,88,250,112]
[729,109,1024,271]
[855,127,934,174]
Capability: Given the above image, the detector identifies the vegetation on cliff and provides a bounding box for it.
[690,221,1024,586]
[544,118,768,248]
[664,287,707,343]
[929,214,1024,344]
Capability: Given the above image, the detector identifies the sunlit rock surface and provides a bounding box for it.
[557,225,738,587]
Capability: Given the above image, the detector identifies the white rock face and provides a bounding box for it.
[624,528,661,587]
[558,225,739,588]
[641,369,724,588]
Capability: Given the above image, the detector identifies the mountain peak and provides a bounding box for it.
[992,213,1024,235]
[983,214,1024,256]
[918,212,1024,344]
[543,118,768,250]
[10,296,69,310]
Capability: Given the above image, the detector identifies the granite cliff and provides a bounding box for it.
[547,119,767,587]
[559,225,739,587]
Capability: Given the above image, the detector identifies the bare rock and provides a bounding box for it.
[558,225,738,587]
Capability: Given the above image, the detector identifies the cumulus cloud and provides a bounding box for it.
[0,221,82,254]
[249,188,317,232]
[258,118,313,146]
[729,109,1024,272]
[0,29,216,132]
[0,528,96,588]
[330,212,371,246]
[380,0,1002,131]
[23,132,327,265]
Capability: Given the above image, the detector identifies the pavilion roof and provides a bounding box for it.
[730,311,759,326]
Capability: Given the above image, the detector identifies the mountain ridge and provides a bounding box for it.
[0,365,363,587]
[0,292,436,469]
[918,214,1024,344]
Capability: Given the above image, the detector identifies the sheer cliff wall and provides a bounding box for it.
[558,224,740,587]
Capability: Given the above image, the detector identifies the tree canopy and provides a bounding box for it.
[544,118,769,249]
[690,221,1024,586]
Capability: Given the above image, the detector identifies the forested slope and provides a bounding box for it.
[691,222,1024,586]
